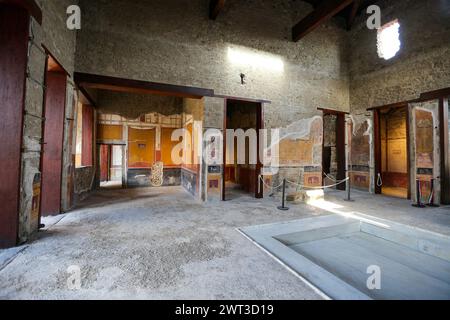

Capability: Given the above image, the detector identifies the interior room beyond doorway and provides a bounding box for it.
[379,107,409,199]
[224,99,262,200]
[99,144,124,189]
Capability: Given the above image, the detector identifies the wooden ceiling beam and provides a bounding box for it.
[292,0,354,42]
[74,72,214,100]
[209,0,225,20]
[347,0,360,30]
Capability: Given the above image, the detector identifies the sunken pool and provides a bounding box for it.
[240,214,450,300]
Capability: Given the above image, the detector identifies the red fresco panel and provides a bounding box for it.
[81,105,93,166]
[100,145,109,182]
[41,72,67,216]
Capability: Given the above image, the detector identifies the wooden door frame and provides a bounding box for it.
[37,54,49,225]
[39,53,68,217]
[99,144,111,182]
[373,104,411,199]
[222,98,263,201]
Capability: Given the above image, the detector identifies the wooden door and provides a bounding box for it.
[41,71,67,216]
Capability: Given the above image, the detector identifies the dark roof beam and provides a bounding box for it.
[292,0,355,42]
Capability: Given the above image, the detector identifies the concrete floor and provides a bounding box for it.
[0,186,449,300]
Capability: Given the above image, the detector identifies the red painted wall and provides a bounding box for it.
[41,72,67,216]
[100,145,109,182]
[0,6,30,248]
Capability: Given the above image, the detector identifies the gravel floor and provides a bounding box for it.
[0,187,327,300]
[1,186,448,300]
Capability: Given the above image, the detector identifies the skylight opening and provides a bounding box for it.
[377,20,401,60]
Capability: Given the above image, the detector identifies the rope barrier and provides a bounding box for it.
[323,172,337,182]
[259,175,349,192]
[285,177,349,190]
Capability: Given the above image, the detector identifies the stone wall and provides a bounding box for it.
[74,166,95,201]
[97,91,183,118]
[76,0,350,119]
[349,0,450,112]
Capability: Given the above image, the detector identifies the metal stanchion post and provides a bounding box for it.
[344,173,354,202]
[277,179,289,211]
[427,178,440,207]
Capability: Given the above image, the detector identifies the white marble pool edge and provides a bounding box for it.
[238,213,450,300]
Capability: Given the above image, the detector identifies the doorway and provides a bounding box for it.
[40,55,67,216]
[99,144,124,189]
[321,109,346,190]
[375,106,410,199]
[223,99,263,200]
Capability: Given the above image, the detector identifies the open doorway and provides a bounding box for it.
[321,109,346,190]
[223,99,263,200]
[99,144,124,189]
[375,106,410,199]
[40,54,67,216]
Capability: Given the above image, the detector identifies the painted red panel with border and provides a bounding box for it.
[41,72,67,216]
[82,104,94,166]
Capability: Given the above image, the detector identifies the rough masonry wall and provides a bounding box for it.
[97,91,183,118]
[21,0,78,242]
[76,0,350,121]
[349,0,450,111]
